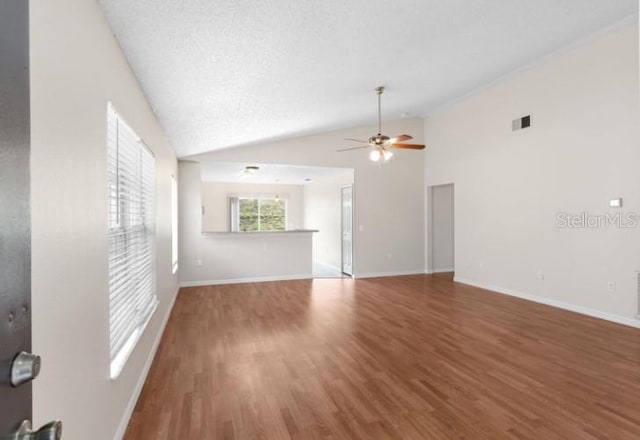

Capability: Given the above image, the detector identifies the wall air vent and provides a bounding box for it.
[512,115,531,131]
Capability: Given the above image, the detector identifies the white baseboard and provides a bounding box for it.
[113,285,180,440]
[179,274,313,287]
[354,270,426,279]
[432,267,455,274]
[454,276,640,330]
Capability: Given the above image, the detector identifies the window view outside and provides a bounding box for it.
[239,198,286,231]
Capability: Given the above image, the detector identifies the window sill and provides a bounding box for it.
[202,229,319,236]
[110,300,159,380]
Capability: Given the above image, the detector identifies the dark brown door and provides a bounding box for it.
[0,0,32,435]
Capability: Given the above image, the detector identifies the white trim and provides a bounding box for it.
[341,184,354,277]
[113,286,180,440]
[424,13,639,117]
[635,271,640,319]
[202,230,317,237]
[353,270,426,279]
[454,277,640,330]
[432,267,455,274]
[179,274,313,287]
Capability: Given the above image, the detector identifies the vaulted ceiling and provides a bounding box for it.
[98,0,637,157]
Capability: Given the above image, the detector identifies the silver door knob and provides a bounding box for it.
[12,420,62,440]
[11,352,41,387]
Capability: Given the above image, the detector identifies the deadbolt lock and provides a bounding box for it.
[11,352,41,387]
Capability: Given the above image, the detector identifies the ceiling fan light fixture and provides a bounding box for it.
[369,147,393,162]
[240,165,260,179]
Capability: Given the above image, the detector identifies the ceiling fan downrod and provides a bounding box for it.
[375,86,384,135]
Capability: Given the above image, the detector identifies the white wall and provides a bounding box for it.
[186,117,426,278]
[430,184,454,272]
[179,162,312,284]
[425,22,640,324]
[30,1,178,439]
[201,181,304,231]
[303,173,354,269]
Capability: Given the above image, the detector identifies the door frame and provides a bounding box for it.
[426,183,455,275]
[341,184,354,276]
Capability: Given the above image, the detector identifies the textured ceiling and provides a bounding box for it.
[98,0,637,157]
[201,161,352,185]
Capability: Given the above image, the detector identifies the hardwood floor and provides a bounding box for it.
[124,274,640,439]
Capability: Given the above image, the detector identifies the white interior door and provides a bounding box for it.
[341,185,353,276]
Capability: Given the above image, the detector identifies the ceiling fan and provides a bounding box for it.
[337,86,425,162]
[239,165,259,179]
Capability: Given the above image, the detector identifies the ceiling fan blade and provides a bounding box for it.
[337,145,370,152]
[344,138,369,143]
[388,134,413,144]
[390,143,425,150]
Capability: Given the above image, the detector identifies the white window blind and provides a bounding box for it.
[107,103,157,378]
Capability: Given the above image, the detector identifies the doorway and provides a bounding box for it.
[428,184,455,275]
[302,169,354,278]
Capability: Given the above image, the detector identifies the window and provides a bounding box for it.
[230,196,287,232]
[107,103,157,378]
[171,175,178,274]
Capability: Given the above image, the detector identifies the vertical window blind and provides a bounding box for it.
[107,103,157,378]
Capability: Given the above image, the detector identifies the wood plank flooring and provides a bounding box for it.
[124,274,640,439]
